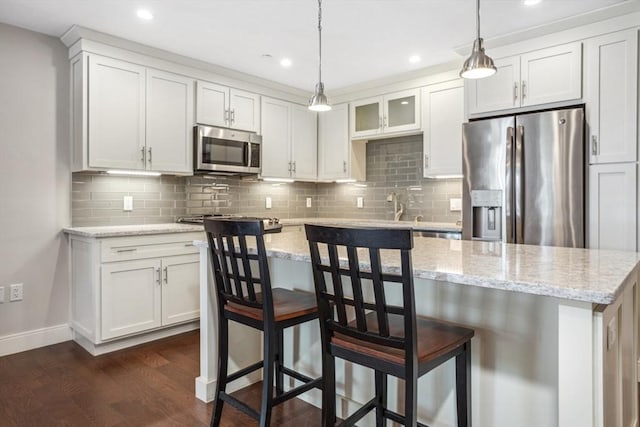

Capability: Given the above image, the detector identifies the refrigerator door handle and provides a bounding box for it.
[515,125,525,244]
[505,126,515,243]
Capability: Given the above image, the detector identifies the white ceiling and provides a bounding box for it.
[0,0,633,92]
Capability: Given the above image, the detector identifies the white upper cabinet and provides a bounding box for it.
[196,81,260,133]
[318,103,350,180]
[422,79,465,177]
[467,42,582,115]
[585,29,638,164]
[146,69,194,174]
[351,88,421,139]
[261,97,318,181]
[291,104,318,181]
[88,55,147,170]
[73,54,195,174]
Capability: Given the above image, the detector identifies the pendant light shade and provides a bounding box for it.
[460,0,496,79]
[309,0,331,111]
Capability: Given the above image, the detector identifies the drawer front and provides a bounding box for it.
[101,232,203,262]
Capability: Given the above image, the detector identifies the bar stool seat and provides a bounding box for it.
[225,288,319,322]
[333,312,474,368]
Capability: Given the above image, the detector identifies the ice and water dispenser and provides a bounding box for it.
[470,190,502,241]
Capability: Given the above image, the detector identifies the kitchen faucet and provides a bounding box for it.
[387,192,404,221]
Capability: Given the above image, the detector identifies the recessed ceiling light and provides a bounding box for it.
[136,9,154,20]
[280,58,292,68]
[523,0,542,6]
[409,55,421,63]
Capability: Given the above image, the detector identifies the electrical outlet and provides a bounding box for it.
[123,196,133,211]
[306,197,312,208]
[265,197,272,209]
[0,286,4,303]
[9,283,23,302]
[356,197,364,209]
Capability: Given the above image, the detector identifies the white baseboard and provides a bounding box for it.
[0,324,72,357]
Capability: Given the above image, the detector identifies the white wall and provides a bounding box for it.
[0,23,71,354]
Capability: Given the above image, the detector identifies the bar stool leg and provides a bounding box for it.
[210,317,229,427]
[322,352,336,427]
[405,370,418,427]
[259,329,276,427]
[275,329,284,396]
[456,341,472,427]
[374,370,387,427]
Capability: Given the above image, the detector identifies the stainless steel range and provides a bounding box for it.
[177,214,282,232]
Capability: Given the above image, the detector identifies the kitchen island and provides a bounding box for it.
[195,226,640,427]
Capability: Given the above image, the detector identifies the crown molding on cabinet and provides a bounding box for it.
[454,2,640,57]
[61,25,310,105]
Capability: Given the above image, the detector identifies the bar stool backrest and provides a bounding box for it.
[204,218,274,319]
[305,224,417,362]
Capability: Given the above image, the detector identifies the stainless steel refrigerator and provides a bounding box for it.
[461,107,584,248]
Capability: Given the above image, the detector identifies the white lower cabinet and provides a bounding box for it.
[588,163,637,251]
[69,232,202,353]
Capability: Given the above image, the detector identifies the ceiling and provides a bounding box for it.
[0,0,634,92]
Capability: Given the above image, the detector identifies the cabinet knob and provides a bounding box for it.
[591,135,598,156]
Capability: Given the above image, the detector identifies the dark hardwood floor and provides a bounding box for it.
[0,331,322,426]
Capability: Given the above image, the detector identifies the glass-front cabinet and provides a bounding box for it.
[350,88,420,139]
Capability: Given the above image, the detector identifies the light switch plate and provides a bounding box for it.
[265,197,272,209]
[306,197,312,208]
[123,196,133,211]
[449,198,462,212]
[356,197,364,209]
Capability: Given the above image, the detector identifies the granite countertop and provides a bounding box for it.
[194,229,640,305]
[63,223,204,237]
[63,218,461,238]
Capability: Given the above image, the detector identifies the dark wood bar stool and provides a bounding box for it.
[205,218,322,427]
[305,224,475,427]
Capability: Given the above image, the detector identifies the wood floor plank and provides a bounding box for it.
[0,330,323,426]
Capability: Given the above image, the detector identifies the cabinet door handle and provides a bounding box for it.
[513,82,518,103]
[140,147,145,164]
[163,266,168,284]
[156,267,161,284]
[343,160,347,173]
[224,109,229,124]
[148,147,152,165]
[591,135,598,156]
[231,109,235,124]
[424,154,429,169]
[292,161,296,172]
[383,116,387,127]
[184,243,194,247]
[521,81,527,99]
[116,248,137,253]
[288,161,292,172]
[379,116,383,128]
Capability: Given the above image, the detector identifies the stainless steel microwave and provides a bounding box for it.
[194,125,261,174]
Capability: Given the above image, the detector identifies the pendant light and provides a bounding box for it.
[460,0,496,79]
[308,0,331,111]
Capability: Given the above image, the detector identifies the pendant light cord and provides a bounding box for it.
[317,0,323,84]
[476,0,481,41]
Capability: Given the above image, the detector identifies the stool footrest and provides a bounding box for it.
[339,397,377,427]
[226,360,263,384]
[383,407,429,427]
[219,391,260,420]
[281,366,320,387]
[272,377,322,405]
